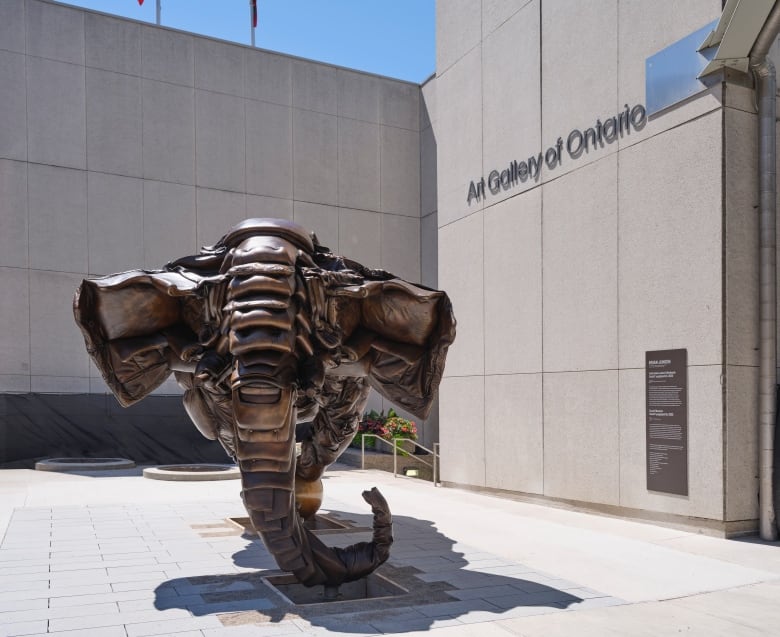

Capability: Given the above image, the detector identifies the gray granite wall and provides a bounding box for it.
[0,0,434,460]
[431,0,760,530]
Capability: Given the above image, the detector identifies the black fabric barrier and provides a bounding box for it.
[0,394,230,467]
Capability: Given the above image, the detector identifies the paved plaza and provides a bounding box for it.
[1,465,780,636]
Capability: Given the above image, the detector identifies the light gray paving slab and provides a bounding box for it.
[48,520,93,528]
[49,532,97,541]
[49,589,161,608]
[124,615,223,636]
[462,558,516,569]
[49,608,193,632]
[155,551,226,563]
[202,623,303,637]
[505,579,560,595]
[0,584,112,604]
[368,614,437,633]
[172,580,257,596]
[491,590,580,610]
[414,599,502,619]
[112,580,172,593]
[99,541,165,551]
[49,541,101,552]
[0,601,120,624]
[0,563,49,576]
[0,547,48,558]
[555,596,628,611]
[0,573,50,587]
[111,571,177,586]
[3,522,51,532]
[0,620,48,637]
[94,530,146,540]
[101,549,158,559]
[517,574,579,589]
[48,552,104,563]
[187,598,275,615]
[562,587,610,599]
[0,599,47,614]
[417,570,513,586]
[449,585,536,601]
[140,632,204,637]
[106,564,170,577]
[163,559,239,571]
[466,564,538,577]
[457,606,556,624]
[3,530,51,539]
[52,557,159,572]
[118,593,204,612]
[25,628,127,637]
[48,568,111,586]
[429,616,467,629]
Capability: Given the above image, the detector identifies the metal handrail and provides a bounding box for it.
[359,434,440,486]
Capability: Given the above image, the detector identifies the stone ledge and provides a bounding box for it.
[142,464,240,481]
[35,457,136,472]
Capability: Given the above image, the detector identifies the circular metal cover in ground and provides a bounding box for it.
[35,457,136,471]
[143,464,240,481]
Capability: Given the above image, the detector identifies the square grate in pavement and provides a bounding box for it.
[264,572,407,605]
[223,513,369,537]
[210,562,459,628]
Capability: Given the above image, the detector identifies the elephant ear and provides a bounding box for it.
[319,276,455,421]
[358,279,456,420]
[73,270,204,407]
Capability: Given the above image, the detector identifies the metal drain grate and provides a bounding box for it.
[263,572,407,606]
[226,514,363,536]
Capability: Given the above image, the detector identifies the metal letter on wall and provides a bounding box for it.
[645,349,688,496]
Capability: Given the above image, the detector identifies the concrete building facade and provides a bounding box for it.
[0,0,437,460]
[0,0,777,534]
[432,0,776,535]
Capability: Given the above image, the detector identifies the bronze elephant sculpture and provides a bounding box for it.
[73,218,455,588]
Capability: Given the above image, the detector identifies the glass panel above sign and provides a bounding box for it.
[646,20,719,117]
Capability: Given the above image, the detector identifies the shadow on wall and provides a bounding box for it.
[155,510,594,633]
[0,394,231,467]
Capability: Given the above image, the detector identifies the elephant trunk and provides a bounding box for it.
[226,234,392,587]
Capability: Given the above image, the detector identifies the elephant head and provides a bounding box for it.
[73,218,455,588]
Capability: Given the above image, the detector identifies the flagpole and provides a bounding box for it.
[156,0,161,25]
[250,0,256,47]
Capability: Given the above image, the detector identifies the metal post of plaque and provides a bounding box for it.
[645,349,689,496]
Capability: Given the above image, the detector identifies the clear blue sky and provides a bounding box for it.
[59,0,436,83]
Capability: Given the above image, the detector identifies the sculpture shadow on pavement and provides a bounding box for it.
[155,510,585,633]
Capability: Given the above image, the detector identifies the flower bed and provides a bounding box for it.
[352,408,418,454]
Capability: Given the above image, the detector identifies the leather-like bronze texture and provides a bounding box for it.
[73,217,456,587]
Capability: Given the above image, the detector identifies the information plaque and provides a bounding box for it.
[646,349,688,496]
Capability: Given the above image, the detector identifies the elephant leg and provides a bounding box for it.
[225,234,392,587]
[296,374,372,483]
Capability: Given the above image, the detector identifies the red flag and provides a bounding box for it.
[251,0,257,28]
[138,0,144,5]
